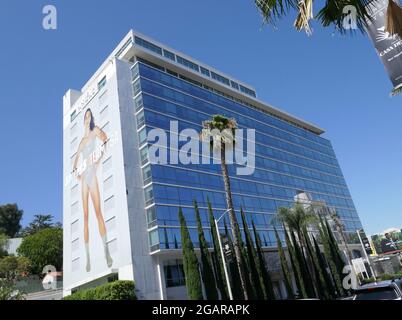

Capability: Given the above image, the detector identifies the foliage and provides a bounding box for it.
[0,204,23,238]
[63,281,136,300]
[0,256,31,280]
[290,230,316,298]
[232,211,255,299]
[252,219,276,299]
[284,225,307,298]
[240,209,264,299]
[0,234,8,258]
[255,0,373,35]
[274,227,294,299]
[194,201,218,300]
[0,279,25,300]
[312,236,337,299]
[17,228,62,275]
[317,215,345,297]
[19,214,61,237]
[179,208,203,300]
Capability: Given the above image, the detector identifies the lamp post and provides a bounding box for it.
[215,208,233,300]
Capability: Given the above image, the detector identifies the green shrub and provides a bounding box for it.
[63,281,136,300]
[379,274,395,281]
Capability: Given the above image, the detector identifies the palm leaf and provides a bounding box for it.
[255,0,300,24]
[294,0,314,35]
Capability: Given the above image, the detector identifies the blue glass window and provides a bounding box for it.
[134,36,162,55]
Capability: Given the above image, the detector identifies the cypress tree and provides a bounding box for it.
[318,215,344,297]
[325,218,347,296]
[240,209,264,299]
[284,227,308,299]
[224,220,244,300]
[302,226,329,300]
[207,200,229,300]
[274,227,294,299]
[251,219,276,299]
[194,201,219,300]
[290,231,316,298]
[284,227,306,298]
[233,212,256,299]
[312,235,337,299]
[179,207,203,300]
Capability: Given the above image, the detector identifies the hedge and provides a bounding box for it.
[63,280,136,300]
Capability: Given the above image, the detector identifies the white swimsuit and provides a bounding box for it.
[82,135,97,188]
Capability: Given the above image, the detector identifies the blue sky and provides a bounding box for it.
[0,0,400,235]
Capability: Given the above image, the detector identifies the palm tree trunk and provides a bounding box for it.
[220,142,249,300]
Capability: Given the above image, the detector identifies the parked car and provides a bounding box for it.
[352,279,402,300]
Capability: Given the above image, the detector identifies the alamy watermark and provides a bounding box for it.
[146,121,256,176]
[42,5,57,30]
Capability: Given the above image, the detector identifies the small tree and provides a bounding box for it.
[17,228,62,275]
[194,201,218,300]
[252,220,275,300]
[324,218,347,296]
[0,279,25,300]
[0,256,31,280]
[274,228,294,299]
[20,214,59,237]
[240,209,264,299]
[0,234,8,258]
[318,215,344,297]
[179,208,203,300]
[232,211,256,299]
[0,204,23,237]
[302,226,329,299]
[312,236,337,299]
[284,227,306,298]
[290,231,316,298]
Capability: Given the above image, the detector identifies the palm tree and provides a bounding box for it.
[276,204,316,251]
[276,204,318,297]
[200,114,250,299]
[255,0,402,39]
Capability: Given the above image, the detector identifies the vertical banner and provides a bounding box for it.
[366,0,402,93]
[357,229,373,255]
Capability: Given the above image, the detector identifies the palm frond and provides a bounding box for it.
[255,0,300,24]
[294,0,314,35]
[316,0,374,34]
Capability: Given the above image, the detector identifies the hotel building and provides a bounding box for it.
[63,30,364,299]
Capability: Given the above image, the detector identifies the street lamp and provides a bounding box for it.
[214,208,234,300]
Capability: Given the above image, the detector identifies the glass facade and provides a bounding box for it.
[132,61,363,252]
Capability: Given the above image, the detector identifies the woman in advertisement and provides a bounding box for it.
[73,108,113,272]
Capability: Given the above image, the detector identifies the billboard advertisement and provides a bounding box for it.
[63,69,131,288]
[366,0,402,93]
[371,229,402,254]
